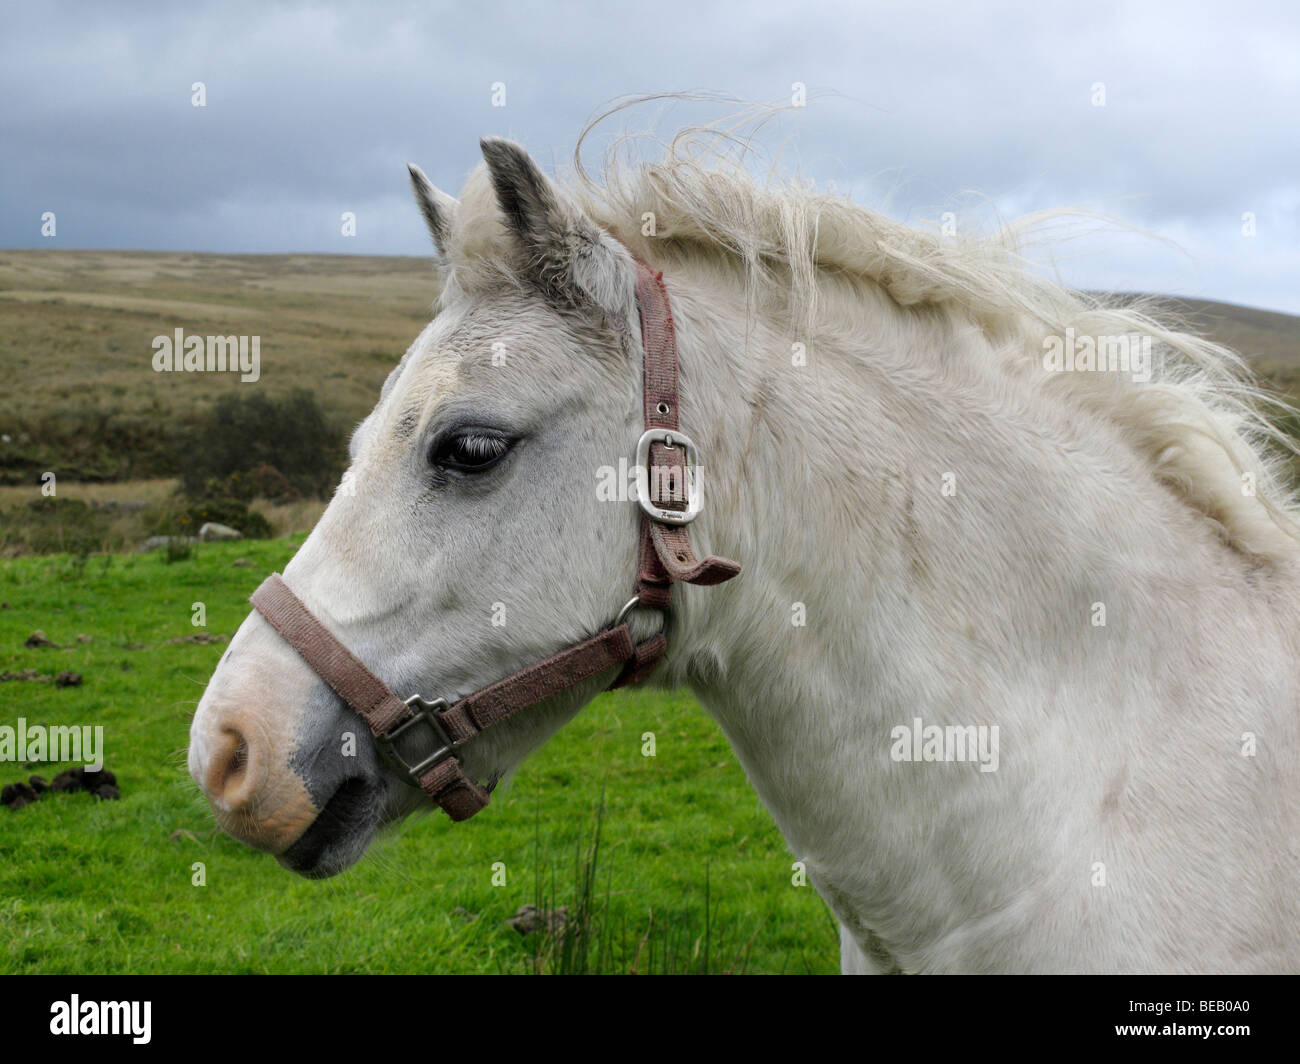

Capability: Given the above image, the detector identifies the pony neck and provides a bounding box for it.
[643,255,1298,971]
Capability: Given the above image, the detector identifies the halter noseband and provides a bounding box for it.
[249,261,740,821]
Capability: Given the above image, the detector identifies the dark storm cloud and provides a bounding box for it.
[2,0,1297,309]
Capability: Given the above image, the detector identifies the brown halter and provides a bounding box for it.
[250,261,740,821]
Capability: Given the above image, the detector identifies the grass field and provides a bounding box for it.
[0,250,838,973]
[1,250,1296,974]
[0,250,433,428]
[0,538,838,974]
[0,251,436,487]
[2,247,1297,492]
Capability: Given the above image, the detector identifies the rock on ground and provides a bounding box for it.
[199,522,242,541]
[506,905,569,936]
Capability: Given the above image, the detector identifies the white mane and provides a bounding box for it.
[490,108,1300,564]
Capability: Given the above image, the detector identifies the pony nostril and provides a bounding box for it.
[227,737,248,783]
[207,726,256,810]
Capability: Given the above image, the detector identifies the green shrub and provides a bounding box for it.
[160,496,273,540]
[0,405,188,485]
[0,497,117,556]
[215,463,301,503]
[163,539,193,563]
[178,390,344,500]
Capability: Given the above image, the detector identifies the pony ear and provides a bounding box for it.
[478,136,634,315]
[407,162,457,256]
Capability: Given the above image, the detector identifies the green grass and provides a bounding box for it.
[0,539,838,973]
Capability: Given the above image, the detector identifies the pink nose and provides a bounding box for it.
[204,721,256,811]
[191,707,317,854]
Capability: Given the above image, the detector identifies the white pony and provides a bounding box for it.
[189,124,1299,974]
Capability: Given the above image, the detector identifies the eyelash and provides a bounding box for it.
[429,429,515,472]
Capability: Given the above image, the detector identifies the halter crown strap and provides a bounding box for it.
[249,257,737,822]
[632,263,741,607]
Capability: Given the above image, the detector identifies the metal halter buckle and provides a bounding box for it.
[374,694,454,781]
[636,428,701,525]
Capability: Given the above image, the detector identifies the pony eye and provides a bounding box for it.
[431,429,514,472]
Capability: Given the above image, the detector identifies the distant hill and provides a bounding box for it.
[0,250,1296,483]
[0,250,435,431]
[0,251,436,483]
[1120,294,1300,389]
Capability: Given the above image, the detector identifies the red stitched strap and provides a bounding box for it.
[609,632,668,689]
[439,625,637,743]
[251,573,410,736]
[416,759,489,822]
[636,264,683,435]
[633,263,741,593]
[634,526,673,609]
[250,574,657,821]
[251,574,489,819]
[650,523,741,585]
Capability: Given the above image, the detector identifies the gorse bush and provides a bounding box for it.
[0,390,346,497]
[216,463,301,504]
[178,390,345,500]
[0,404,187,485]
[183,497,273,539]
[150,495,273,540]
[0,498,120,556]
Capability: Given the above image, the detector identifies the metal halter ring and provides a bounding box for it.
[614,596,641,627]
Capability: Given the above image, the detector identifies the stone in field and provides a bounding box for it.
[199,522,242,541]
[506,904,569,936]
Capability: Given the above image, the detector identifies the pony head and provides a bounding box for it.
[188,139,653,877]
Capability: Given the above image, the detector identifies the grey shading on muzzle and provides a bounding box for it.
[287,682,385,809]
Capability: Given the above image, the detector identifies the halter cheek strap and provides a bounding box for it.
[631,263,741,604]
[249,259,738,822]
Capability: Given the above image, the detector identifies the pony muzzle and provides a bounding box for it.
[189,699,321,855]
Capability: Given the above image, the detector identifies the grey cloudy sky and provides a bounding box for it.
[3,0,1298,311]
